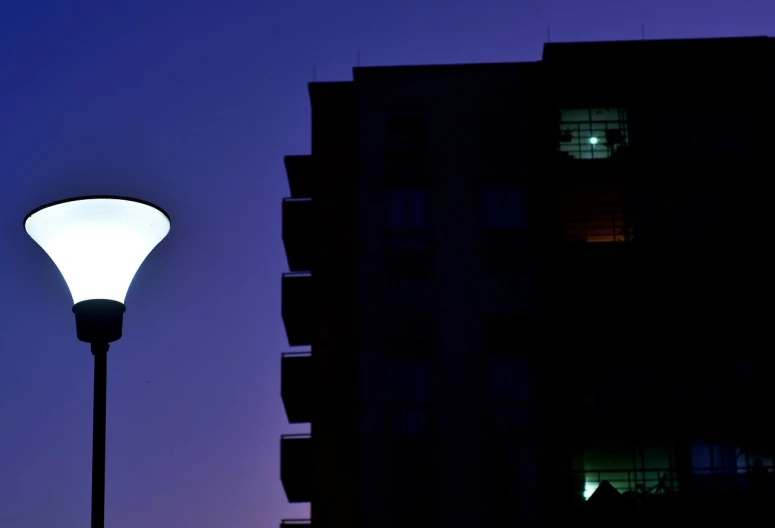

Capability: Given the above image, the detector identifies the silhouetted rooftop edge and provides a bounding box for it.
[308,35,772,81]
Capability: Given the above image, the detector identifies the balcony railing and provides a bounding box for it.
[284,155,313,198]
[282,272,313,347]
[281,352,311,424]
[690,466,775,495]
[281,434,312,503]
[280,519,311,528]
[573,468,678,500]
[282,198,313,272]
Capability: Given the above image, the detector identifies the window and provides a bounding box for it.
[387,107,426,154]
[385,189,430,251]
[556,182,631,242]
[558,107,628,160]
[691,441,774,476]
[481,185,526,230]
[485,315,528,354]
[573,443,677,501]
[391,437,436,522]
[386,316,432,356]
[479,102,520,180]
[386,189,428,231]
[387,357,433,405]
[388,355,436,519]
[489,355,533,402]
[385,105,427,186]
[595,359,673,418]
[387,357,434,436]
[492,439,539,521]
[483,266,529,316]
[488,355,535,434]
[385,269,432,317]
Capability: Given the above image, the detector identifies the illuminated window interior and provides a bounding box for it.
[691,441,774,475]
[574,444,677,501]
[557,183,631,243]
[558,108,628,160]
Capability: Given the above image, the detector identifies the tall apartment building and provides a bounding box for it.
[279,36,775,528]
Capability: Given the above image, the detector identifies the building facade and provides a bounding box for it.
[280,36,775,528]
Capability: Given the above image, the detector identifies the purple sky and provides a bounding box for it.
[0,1,772,526]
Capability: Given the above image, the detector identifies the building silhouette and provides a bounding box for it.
[279,36,775,528]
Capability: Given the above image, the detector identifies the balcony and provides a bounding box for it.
[281,434,312,503]
[280,519,311,528]
[284,155,313,198]
[282,273,313,347]
[282,198,313,272]
[281,352,311,424]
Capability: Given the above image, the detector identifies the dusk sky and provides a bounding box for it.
[0,1,772,526]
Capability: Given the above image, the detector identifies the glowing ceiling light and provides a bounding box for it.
[589,136,599,145]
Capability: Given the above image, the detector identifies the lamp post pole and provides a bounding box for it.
[91,342,109,528]
[24,196,170,528]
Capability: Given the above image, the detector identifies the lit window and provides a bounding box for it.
[690,440,773,476]
[558,107,628,160]
[574,444,677,501]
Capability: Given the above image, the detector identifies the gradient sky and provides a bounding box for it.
[0,1,772,526]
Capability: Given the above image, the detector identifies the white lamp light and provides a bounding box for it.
[25,196,170,305]
[25,196,170,344]
[24,194,170,528]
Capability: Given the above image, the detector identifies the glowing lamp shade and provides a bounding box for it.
[25,196,170,304]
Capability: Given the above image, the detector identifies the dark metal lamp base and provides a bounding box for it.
[72,299,126,345]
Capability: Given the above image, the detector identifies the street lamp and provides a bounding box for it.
[24,195,170,528]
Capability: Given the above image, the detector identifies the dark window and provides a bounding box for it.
[387,109,426,154]
[386,316,432,356]
[388,357,435,511]
[391,437,436,522]
[387,357,434,436]
[595,359,674,419]
[481,185,526,230]
[479,102,520,181]
[485,315,528,354]
[483,266,529,317]
[557,107,628,160]
[387,357,433,405]
[386,189,428,231]
[488,355,533,402]
[492,439,539,521]
[386,268,431,317]
[661,111,759,157]
[488,355,535,434]
[392,438,434,488]
[385,105,427,187]
[384,189,431,252]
